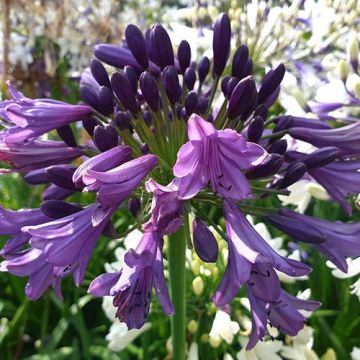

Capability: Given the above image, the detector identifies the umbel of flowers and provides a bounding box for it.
[1,12,360,359]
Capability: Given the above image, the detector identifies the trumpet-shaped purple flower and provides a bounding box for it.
[173,114,267,200]
[24,204,113,286]
[89,230,174,329]
[267,209,360,272]
[288,122,360,156]
[82,154,158,208]
[214,200,310,307]
[145,178,184,235]
[247,287,320,349]
[308,159,360,215]
[0,206,49,256]
[0,138,83,173]
[2,85,92,143]
[0,248,63,300]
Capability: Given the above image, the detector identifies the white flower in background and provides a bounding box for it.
[281,326,319,360]
[327,258,360,300]
[224,354,234,360]
[209,310,240,345]
[351,347,360,360]
[237,336,283,360]
[188,342,199,360]
[101,229,150,352]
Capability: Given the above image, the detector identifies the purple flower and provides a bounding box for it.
[24,204,113,286]
[145,178,184,235]
[247,287,320,349]
[214,200,311,307]
[89,230,174,329]
[0,138,83,174]
[81,154,158,208]
[288,122,360,156]
[0,206,50,256]
[173,114,267,200]
[268,209,360,272]
[2,86,92,143]
[0,248,63,300]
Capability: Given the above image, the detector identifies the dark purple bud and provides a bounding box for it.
[24,169,49,185]
[247,154,284,179]
[177,105,184,119]
[273,115,293,132]
[94,44,142,71]
[226,77,239,98]
[41,200,82,219]
[232,45,249,78]
[253,104,268,120]
[150,24,174,69]
[125,24,149,69]
[45,165,77,191]
[139,71,160,112]
[140,143,149,154]
[268,139,287,155]
[198,96,209,114]
[124,66,139,93]
[278,162,306,189]
[185,91,199,116]
[98,86,115,115]
[184,67,196,90]
[258,64,285,103]
[198,56,210,82]
[115,111,131,130]
[93,124,118,152]
[90,59,111,89]
[142,110,152,126]
[304,146,340,169]
[227,76,257,120]
[247,116,264,143]
[128,197,141,217]
[102,221,118,239]
[221,76,230,95]
[178,40,191,74]
[213,13,231,77]
[240,59,253,79]
[163,65,180,104]
[57,125,77,148]
[82,117,100,136]
[111,72,138,114]
[42,185,74,201]
[193,218,218,263]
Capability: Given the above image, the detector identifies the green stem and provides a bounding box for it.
[168,224,187,360]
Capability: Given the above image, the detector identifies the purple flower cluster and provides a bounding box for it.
[1,12,360,350]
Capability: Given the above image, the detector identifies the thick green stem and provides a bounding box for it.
[168,224,187,360]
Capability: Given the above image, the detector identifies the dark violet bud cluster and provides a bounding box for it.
[1,12,360,353]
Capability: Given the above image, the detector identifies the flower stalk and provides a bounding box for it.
[168,223,187,360]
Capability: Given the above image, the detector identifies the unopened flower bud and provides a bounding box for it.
[150,24,174,69]
[83,117,100,136]
[93,124,118,152]
[246,154,284,179]
[90,59,111,89]
[125,24,149,69]
[304,146,339,169]
[278,162,306,189]
[247,116,264,143]
[209,335,221,348]
[187,320,198,334]
[198,96,209,114]
[337,59,349,82]
[191,259,200,275]
[139,71,160,112]
[347,34,359,71]
[221,76,231,95]
[178,40,191,74]
[41,200,82,219]
[24,169,48,185]
[232,45,249,78]
[140,143,149,154]
[226,77,239,98]
[124,66,138,93]
[162,65,180,104]
[201,334,209,343]
[198,56,210,83]
[267,139,287,155]
[114,111,131,130]
[193,218,218,263]
[57,125,77,148]
[213,13,231,77]
[185,91,199,116]
[192,276,204,296]
[184,67,196,90]
[111,72,138,114]
[45,165,77,190]
[258,64,285,104]
[128,197,141,217]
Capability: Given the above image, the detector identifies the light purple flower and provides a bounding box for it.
[173,114,267,200]
[1,83,92,143]
[24,204,113,286]
[145,178,184,235]
[0,138,83,173]
[214,200,311,307]
[0,248,63,300]
[0,206,49,256]
[89,230,174,329]
[268,209,360,272]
